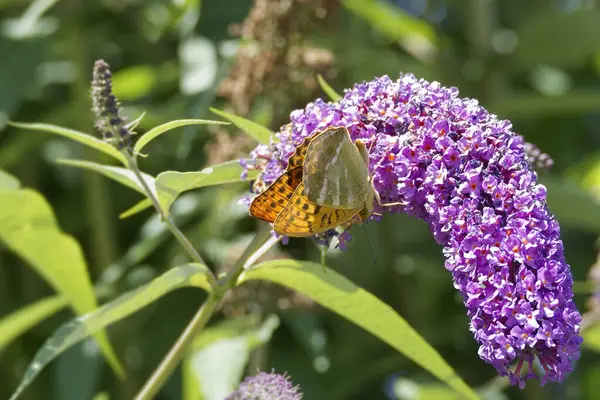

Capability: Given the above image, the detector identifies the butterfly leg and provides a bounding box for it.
[373,188,407,211]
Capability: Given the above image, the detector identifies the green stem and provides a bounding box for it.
[121,130,280,400]
[133,293,221,400]
[123,152,218,289]
[134,231,280,400]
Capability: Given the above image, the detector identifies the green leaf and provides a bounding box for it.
[238,260,479,400]
[342,0,438,62]
[512,10,600,70]
[209,107,274,144]
[183,315,280,400]
[155,160,259,214]
[0,295,68,350]
[119,198,154,219]
[0,185,123,381]
[541,175,600,234]
[8,122,127,165]
[0,168,20,189]
[134,119,229,154]
[317,74,342,101]
[56,159,155,196]
[125,112,146,132]
[8,263,212,400]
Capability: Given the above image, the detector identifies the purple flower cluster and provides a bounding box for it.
[243,73,583,386]
[226,372,302,400]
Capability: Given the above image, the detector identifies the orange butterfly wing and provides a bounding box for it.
[273,182,362,237]
[249,134,318,223]
[286,134,315,169]
[249,166,303,223]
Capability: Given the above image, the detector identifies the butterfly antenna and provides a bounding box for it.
[362,223,378,267]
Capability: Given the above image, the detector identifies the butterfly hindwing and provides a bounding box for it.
[303,127,370,209]
[250,133,318,223]
[249,166,303,223]
[273,182,361,237]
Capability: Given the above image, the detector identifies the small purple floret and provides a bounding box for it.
[242,73,582,386]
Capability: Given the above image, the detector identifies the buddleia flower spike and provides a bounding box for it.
[242,73,582,387]
[91,59,134,150]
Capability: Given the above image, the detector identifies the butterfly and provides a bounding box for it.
[250,126,391,237]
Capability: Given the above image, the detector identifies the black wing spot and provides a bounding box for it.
[302,203,310,211]
[270,201,277,208]
[320,213,329,228]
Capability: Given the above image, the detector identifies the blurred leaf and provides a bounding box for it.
[8,263,211,400]
[583,319,600,353]
[134,119,228,154]
[513,10,600,69]
[491,91,600,119]
[391,377,462,400]
[0,37,47,116]
[155,160,259,214]
[183,314,280,400]
[317,74,342,101]
[573,281,597,295]
[179,37,218,95]
[8,122,127,165]
[119,198,154,219]
[0,169,20,189]
[541,175,600,234]
[0,295,68,350]
[7,0,61,38]
[579,155,600,196]
[209,108,274,144]
[56,159,155,195]
[238,260,479,400]
[0,133,46,168]
[342,0,438,62]
[0,182,123,383]
[111,65,158,100]
[391,378,509,400]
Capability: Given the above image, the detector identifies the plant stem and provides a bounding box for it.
[123,152,218,288]
[133,231,280,400]
[133,293,221,400]
[122,139,281,399]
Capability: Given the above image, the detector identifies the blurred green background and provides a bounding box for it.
[1,0,600,399]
